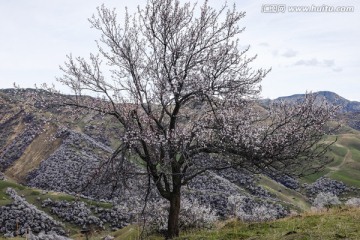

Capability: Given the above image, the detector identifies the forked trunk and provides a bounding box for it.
[166,191,181,239]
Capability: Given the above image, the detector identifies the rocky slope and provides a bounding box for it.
[1,88,360,237]
[0,188,66,238]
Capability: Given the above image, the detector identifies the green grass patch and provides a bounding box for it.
[334,124,359,135]
[327,154,343,167]
[350,148,360,162]
[0,179,26,191]
[19,188,112,209]
[339,136,360,151]
[330,170,360,188]
[302,168,330,183]
[0,180,26,205]
[329,144,348,157]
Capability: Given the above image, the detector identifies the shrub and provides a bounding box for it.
[146,198,218,232]
[312,192,341,209]
[345,198,360,207]
[179,198,218,229]
[227,195,281,222]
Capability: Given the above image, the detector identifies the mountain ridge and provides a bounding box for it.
[273,91,360,112]
[258,91,360,131]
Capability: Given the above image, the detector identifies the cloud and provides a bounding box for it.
[258,42,269,47]
[270,48,298,58]
[332,67,343,72]
[281,49,298,58]
[323,59,335,67]
[293,58,342,72]
[294,58,319,66]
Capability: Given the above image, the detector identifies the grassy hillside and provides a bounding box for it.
[258,175,311,211]
[170,207,360,240]
[303,129,360,188]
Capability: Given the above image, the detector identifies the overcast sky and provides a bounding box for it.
[0,0,359,100]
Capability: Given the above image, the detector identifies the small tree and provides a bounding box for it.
[49,0,337,238]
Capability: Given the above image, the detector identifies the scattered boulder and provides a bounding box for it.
[103,235,115,240]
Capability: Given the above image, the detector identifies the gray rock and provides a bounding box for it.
[0,188,66,237]
[103,235,114,240]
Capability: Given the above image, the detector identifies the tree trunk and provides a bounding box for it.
[166,190,181,239]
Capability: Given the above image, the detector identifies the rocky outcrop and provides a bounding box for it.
[305,177,348,198]
[186,170,288,219]
[0,188,66,237]
[27,129,113,198]
[267,173,300,190]
[41,198,104,229]
[40,198,144,230]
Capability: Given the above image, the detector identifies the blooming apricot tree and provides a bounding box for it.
[53,0,337,238]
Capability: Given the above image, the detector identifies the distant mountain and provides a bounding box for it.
[275,91,360,113]
[259,91,360,131]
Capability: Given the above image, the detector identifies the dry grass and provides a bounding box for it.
[5,124,62,182]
